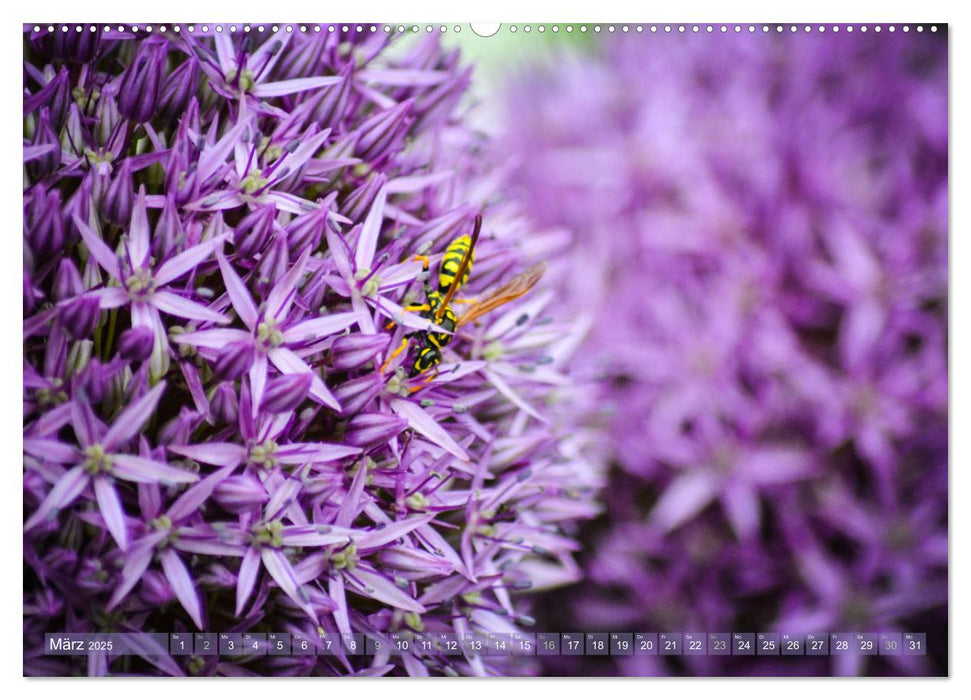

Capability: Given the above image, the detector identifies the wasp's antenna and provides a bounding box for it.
[437,214,482,320]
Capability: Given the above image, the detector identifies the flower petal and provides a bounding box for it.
[111,454,199,484]
[280,525,351,548]
[126,187,151,271]
[251,76,342,98]
[167,465,236,522]
[216,250,258,329]
[261,548,316,621]
[198,119,249,183]
[72,215,120,279]
[159,548,204,629]
[24,464,88,531]
[390,398,468,461]
[154,234,229,286]
[249,352,268,419]
[213,31,236,76]
[94,476,128,551]
[102,381,167,452]
[167,442,246,468]
[268,347,340,412]
[345,565,425,613]
[483,368,546,422]
[266,248,311,323]
[24,438,78,464]
[152,291,230,324]
[264,477,302,520]
[275,442,361,465]
[354,184,387,271]
[281,312,359,346]
[89,287,130,309]
[71,396,103,448]
[358,68,449,87]
[329,575,352,638]
[336,461,367,528]
[356,514,435,552]
[173,327,251,349]
[107,535,162,610]
[739,447,814,485]
[235,548,261,617]
[24,143,56,162]
[651,472,717,533]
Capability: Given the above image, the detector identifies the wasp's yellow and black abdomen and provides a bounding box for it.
[411,345,442,376]
[423,291,457,349]
[438,234,475,294]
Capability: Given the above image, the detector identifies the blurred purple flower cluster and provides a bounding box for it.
[23,26,601,676]
[503,32,947,675]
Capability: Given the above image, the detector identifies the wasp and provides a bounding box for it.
[382,214,546,378]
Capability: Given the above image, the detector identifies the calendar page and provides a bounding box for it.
[21,19,947,679]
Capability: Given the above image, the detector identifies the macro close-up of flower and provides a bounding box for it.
[23,24,602,677]
[22,21,949,680]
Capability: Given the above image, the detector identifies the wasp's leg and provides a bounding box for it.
[411,254,431,271]
[451,297,478,305]
[407,369,439,393]
[384,303,432,331]
[380,337,410,373]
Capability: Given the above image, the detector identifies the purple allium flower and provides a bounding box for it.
[23,25,600,677]
[501,31,947,676]
[117,38,167,124]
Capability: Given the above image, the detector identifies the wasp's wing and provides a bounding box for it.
[437,214,482,318]
[456,263,546,327]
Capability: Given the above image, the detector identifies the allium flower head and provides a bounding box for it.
[503,30,947,676]
[23,25,601,677]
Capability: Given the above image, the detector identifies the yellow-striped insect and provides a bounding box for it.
[382,215,545,378]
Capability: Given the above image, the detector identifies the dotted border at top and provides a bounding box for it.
[27,23,943,36]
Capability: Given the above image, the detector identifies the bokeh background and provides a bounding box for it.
[449,26,949,676]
